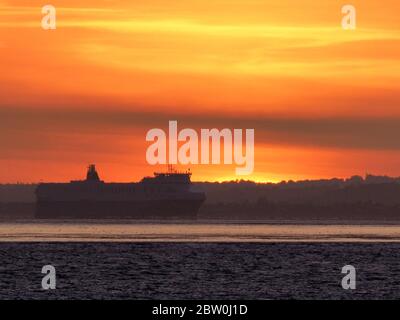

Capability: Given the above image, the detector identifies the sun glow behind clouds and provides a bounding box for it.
[1,0,400,182]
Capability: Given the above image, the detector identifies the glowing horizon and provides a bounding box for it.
[1,0,400,183]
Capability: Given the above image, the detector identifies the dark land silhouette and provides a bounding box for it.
[2,174,400,220]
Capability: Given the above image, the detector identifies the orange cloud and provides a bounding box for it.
[1,1,400,182]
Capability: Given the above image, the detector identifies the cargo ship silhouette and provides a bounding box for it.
[35,165,206,219]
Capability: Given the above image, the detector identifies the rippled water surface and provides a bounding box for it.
[1,222,400,299]
[1,242,400,299]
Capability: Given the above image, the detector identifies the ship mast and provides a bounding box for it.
[86,164,100,181]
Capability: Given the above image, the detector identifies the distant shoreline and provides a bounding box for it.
[2,218,400,226]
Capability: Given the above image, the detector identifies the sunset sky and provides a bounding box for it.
[1,0,400,183]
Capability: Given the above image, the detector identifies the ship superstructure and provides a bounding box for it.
[35,165,205,219]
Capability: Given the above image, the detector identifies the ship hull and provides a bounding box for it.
[35,199,203,219]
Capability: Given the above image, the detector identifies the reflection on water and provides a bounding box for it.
[2,221,400,241]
